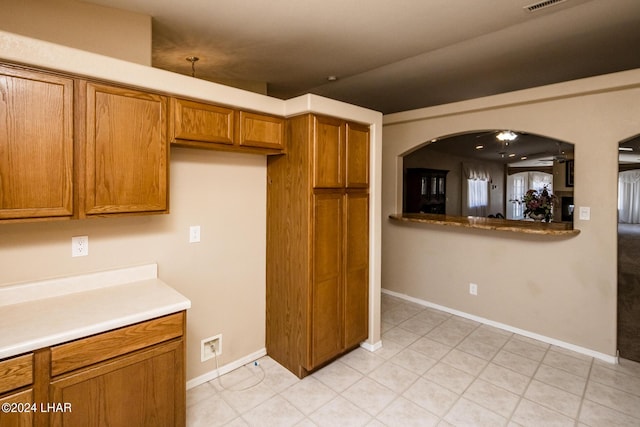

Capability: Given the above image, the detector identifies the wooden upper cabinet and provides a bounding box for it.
[0,65,74,220]
[345,122,370,188]
[238,111,285,150]
[313,116,345,189]
[170,98,234,146]
[84,82,168,216]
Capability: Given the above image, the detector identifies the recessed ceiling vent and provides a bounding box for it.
[524,0,567,12]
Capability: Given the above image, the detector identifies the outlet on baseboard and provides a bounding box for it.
[469,283,478,296]
[201,334,222,362]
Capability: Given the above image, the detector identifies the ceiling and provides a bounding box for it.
[81,0,640,114]
[414,131,574,166]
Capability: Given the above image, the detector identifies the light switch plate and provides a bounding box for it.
[579,206,591,220]
[189,225,201,243]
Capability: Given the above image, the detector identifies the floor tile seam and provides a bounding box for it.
[523,378,584,419]
[533,367,590,398]
[585,373,640,398]
[425,324,508,425]
[580,395,640,422]
[574,356,595,425]
[305,393,374,425]
[594,362,640,381]
[465,328,528,424]
[276,386,337,420]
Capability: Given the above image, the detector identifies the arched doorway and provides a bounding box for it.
[618,134,640,362]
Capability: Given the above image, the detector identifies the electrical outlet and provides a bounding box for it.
[469,283,478,296]
[201,334,222,362]
[189,225,201,243]
[71,236,89,257]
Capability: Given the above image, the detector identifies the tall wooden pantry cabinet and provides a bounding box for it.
[266,114,370,378]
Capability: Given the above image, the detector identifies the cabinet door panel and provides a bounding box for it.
[0,389,34,427]
[313,116,344,189]
[310,192,343,368]
[50,340,184,427]
[345,123,369,189]
[238,111,284,150]
[171,98,234,145]
[344,192,369,347]
[0,66,73,220]
[85,83,168,215]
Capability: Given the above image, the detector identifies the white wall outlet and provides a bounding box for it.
[469,283,478,296]
[201,334,222,362]
[579,206,591,220]
[189,225,201,243]
[71,236,89,257]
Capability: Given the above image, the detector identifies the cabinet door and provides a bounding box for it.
[309,192,343,368]
[171,98,234,145]
[0,66,74,220]
[49,340,184,427]
[0,389,34,427]
[84,83,168,215]
[344,192,369,348]
[313,116,344,189]
[238,111,284,150]
[345,122,369,189]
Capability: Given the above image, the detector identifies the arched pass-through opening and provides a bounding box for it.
[401,130,574,226]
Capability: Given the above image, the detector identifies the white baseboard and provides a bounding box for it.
[382,288,618,365]
[360,340,383,352]
[186,348,267,390]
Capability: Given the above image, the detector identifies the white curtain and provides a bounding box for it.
[462,163,490,216]
[618,170,640,223]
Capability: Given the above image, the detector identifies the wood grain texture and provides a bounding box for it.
[0,389,34,427]
[0,353,32,394]
[344,191,369,348]
[238,111,285,150]
[0,65,74,220]
[49,340,184,427]
[267,113,369,377]
[84,82,168,215]
[171,98,234,145]
[266,114,312,377]
[313,116,344,189]
[50,312,184,376]
[345,122,370,188]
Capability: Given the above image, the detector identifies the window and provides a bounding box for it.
[619,170,640,223]
[467,179,488,216]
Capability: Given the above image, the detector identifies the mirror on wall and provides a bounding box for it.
[402,130,575,224]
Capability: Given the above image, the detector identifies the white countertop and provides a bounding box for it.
[0,264,191,359]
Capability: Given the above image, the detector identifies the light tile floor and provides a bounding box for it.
[187,293,640,426]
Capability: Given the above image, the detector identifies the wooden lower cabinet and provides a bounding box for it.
[0,389,34,427]
[0,312,185,427]
[49,340,183,427]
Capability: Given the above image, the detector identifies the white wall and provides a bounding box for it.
[0,0,152,65]
[382,70,640,359]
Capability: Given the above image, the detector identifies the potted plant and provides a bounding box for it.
[521,185,557,222]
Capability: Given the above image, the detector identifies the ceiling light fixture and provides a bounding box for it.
[496,130,518,142]
[186,56,199,77]
[619,147,633,151]
[475,145,484,150]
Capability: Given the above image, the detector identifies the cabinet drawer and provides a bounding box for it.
[238,111,285,150]
[51,312,184,376]
[0,354,33,394]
